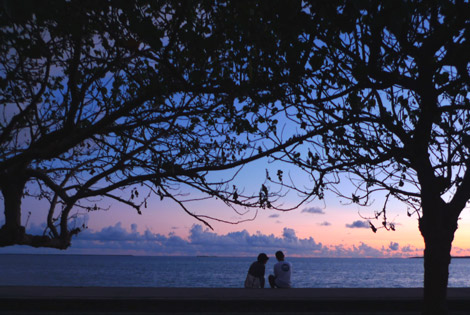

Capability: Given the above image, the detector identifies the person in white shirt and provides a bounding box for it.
[268,250,292,288]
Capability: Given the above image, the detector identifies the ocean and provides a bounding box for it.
[0,254,469,288]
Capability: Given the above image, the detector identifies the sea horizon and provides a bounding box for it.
[1,254,469,288]
[0,252,422,258]
[2,252,470,259]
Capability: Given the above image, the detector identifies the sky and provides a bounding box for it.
[3,4,470,259]
[3,158,470,258]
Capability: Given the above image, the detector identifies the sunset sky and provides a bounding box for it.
[4,0,470,268]
[3,157,470,258]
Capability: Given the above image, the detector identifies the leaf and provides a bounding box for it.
[369,222,377,233]
[435,72,449,85]
[352,194,359,203]
[262,184,268,195]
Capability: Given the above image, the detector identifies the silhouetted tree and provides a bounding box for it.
[0,1,310,248]
[6,1,464,311]
[267,1,470,313]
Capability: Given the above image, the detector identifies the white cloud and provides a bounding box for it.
[345,220,369,229]
[389,242,399,251]
[401,245,414,253]
[301,207,325,214]
[327,243,384,258]
[282,227,297,240]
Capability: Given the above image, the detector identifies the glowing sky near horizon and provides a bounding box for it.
[3,156,470,258]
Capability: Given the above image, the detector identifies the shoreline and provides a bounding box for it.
[1,286,470,314]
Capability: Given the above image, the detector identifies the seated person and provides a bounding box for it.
[269,250,292,288]
[245,253,269,288]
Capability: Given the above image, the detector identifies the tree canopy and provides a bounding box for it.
[261,1,470,312]
[0,0,309,249]
[276,0,470,216]
[3,0,470,312]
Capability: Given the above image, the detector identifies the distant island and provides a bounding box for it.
[409,256,470,259]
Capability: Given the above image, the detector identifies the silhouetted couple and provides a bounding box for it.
[244,250,292,288]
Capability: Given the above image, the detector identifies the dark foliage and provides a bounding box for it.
[0,0,309,248]
[265,1,470,313]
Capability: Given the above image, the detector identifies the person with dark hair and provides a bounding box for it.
[268,250,292,288]
[244,253,269,288]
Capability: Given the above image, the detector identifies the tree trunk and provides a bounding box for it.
[0,173,27,244]
[0,170,76,249]
[419,204,458,315]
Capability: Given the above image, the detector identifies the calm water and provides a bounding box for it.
[1,255,469,288]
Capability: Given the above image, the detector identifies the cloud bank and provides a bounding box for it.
[0,220,421,258]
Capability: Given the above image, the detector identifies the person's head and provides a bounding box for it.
[275,250,285,261]
[257,253,269,264]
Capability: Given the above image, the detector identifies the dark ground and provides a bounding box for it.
[1,286,470,314]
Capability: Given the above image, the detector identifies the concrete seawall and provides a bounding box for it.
[1,286,470,314]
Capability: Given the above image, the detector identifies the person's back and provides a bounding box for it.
[273,260,292,288]
[269,250,292,288]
